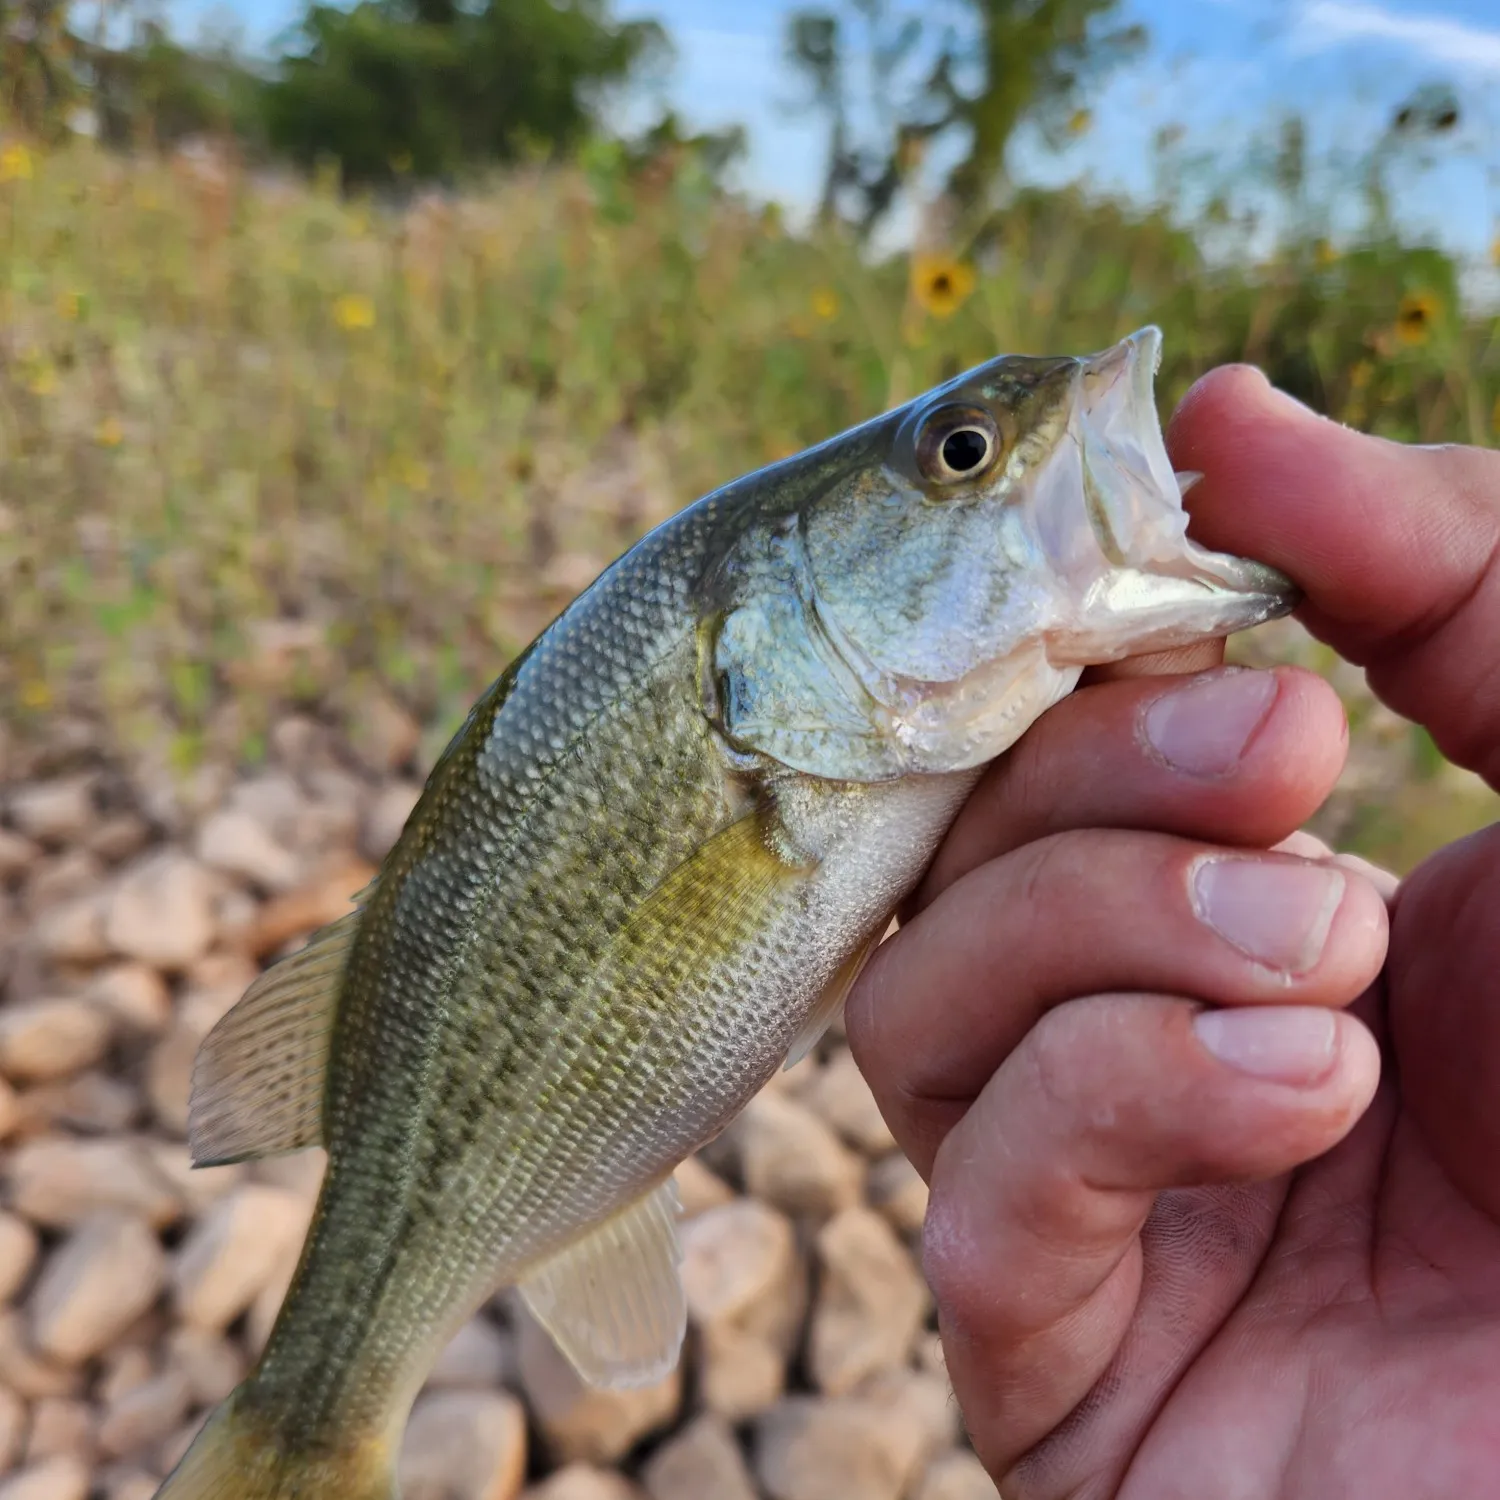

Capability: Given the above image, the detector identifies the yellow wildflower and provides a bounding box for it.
[911,254,977,319]
[19,678,51,710]
[57,290,82,321]
[1314,238,1338,267]
[96,416,124,448]
[1066,109,1093,137]
[0,143,33,183]
[810,287,840,322]
[333,293,376,332]
[1395,291,1437,346]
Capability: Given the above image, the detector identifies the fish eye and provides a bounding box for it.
[915,406,1001,486]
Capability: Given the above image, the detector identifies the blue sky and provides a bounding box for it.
[160,0,1500,266]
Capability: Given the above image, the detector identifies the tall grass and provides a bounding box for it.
[1,137,1496,866]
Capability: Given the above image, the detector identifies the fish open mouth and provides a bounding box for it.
[1044,325,1300,664]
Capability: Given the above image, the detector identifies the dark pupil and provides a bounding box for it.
[941,428,989,472]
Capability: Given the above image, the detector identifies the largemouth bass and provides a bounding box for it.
[156,326,1295,1500]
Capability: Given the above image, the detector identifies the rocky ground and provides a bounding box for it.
[0,696,997,1500]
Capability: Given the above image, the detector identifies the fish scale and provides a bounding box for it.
[155,327,1298,1500]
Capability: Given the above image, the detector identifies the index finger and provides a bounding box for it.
[1167,365,1500,786]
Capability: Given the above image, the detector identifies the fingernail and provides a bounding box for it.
[1142,668,1278,776]
[1191,857,1345,974]
[1193,1006,1337,1084]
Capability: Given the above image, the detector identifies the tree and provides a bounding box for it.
[786,0,1145,236]
[258,0,667,185]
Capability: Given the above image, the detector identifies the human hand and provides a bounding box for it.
[846,367,1500,1498]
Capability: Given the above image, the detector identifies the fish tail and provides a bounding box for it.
[154,1390,396,1500]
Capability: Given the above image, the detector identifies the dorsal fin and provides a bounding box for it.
[188,897,369,1167]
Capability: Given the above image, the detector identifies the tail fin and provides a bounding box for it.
[154,1394,396,1500]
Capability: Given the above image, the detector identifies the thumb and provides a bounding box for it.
[1167,366,1500,787]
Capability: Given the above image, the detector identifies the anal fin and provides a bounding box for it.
[518,1178,686,1389]
[189,902,366,1167]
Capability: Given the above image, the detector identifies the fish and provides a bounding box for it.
[154,325,1296,1500]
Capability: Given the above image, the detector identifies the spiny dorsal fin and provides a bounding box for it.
[188,900,368,1167]
[518,1178,685,1389]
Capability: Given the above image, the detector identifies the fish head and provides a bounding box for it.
[710,326,1298,779]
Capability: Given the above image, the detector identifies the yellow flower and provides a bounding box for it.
[19,678,51,710]
[333,294,376,332]
[810,287,840,322]
[57,290,82,321]
[1314,238,1338,267]
[96,416,124,448]
[1395,291,1438,346]
[1066,108,1093,137]
[911,254,977,319]
[0,143,33,183]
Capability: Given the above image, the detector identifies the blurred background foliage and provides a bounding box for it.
[0,0,1497,873]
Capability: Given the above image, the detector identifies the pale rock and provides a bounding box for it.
[98,1344,156,1406]
[517,1309,681,1465]
[178,951,258,1034]
[213,886,259,951]
[14,1071,139,1135]
[144,1022,199,1136]
[522,1465,645,1500]
[672,1155,735,1220]
[810,1208,930,1395]
[857,1370,961,1475]
[249,1147,326,1201]
[681,1198,806,1418]
[0,1456,91,1500]
[0,1310,83,1398]
[141,1143,244,1219]
[7,777,97,846]
[733,1092,864,1217]
[30,1214,167,1363]
[6,1135,182,1229]
[268,714,326,770]
[21,851,104,916]
[799,1048,896,1155]
[244,1242,299,1355]
[915,1452,999,1500]
[642,1413,757,1500]
[226,774,306,844]
[22,1397,94,1464]
[97,1469,160,1500]
[0,1384,24,1471]
[153,1411,206,1475]
[98,1369,192,1460]
[0,827,40,880]
[399,1389,527,1500]
[427,1316,512,1390]
[86,963,172,1036]
[173,1185,310,1330]
[361,780,422,863]
[32,893,110,965]
[195,809,300,893]
[105,853,216,970]
[348,689,422,776]
[163,1325,244,1405]
[246,857,375,959]
[754,1396,921,1500]
[0,999,112,1083]
[868,1153,928,1237]
[0,1211,40,1300]
[297,768,366,853]
[86,813,151,864]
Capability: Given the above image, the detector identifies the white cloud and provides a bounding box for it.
[1290,0,1500,75]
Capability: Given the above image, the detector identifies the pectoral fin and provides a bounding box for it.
[782,921,885,1072]
[518,1178,685,1388]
